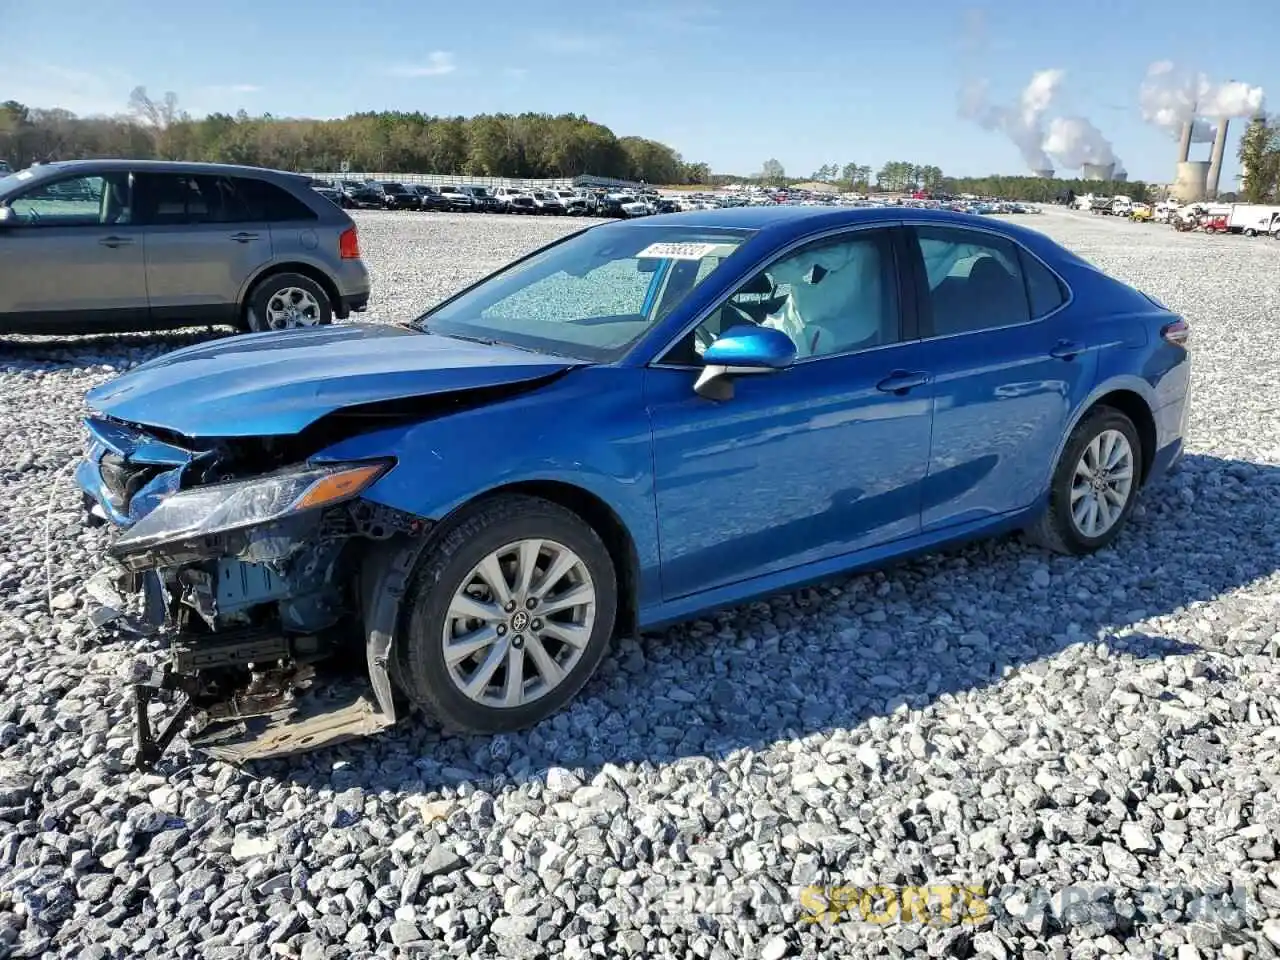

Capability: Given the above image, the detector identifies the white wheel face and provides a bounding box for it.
[441,539,596,709]
[264,287,323,329]
[1070,429,1135,539]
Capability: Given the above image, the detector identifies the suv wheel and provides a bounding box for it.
[244,272,333,332]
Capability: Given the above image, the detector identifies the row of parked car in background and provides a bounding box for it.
[308,178,684,218]
[1077,193,1280,238]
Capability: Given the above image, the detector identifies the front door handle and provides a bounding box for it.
[99,236,133,248]
[1050,339,1085,360]
[876,370,932,395]
[229,232,260,243]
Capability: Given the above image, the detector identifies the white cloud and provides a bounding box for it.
[503,67,529,80]
[384,52,457,78]
[0,61,136,116]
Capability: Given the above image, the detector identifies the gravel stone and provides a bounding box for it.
[4,208,1280,958]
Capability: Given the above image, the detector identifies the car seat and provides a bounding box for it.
[963,256,1025,329]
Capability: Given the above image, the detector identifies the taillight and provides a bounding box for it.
[1161,318,1190,347]
[339,226,360,260]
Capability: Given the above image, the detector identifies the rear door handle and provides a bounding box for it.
[876,370,932,395]
[230,232,259,243]
[99,236,133,248]
[1050,339,1085,360]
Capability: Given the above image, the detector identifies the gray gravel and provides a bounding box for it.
[2,207,1280,959]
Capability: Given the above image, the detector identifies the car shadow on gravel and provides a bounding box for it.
[252,450,1280,794]
[0,328,235,367]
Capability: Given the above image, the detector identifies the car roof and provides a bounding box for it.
[627,205,1060,252]
[9,158,310,182]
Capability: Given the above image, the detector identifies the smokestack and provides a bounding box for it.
[1177,121,1193,163]
[1206,117,1230,198]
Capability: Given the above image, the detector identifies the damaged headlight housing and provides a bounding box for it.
[109,461,391,558]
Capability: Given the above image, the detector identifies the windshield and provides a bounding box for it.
[416,224,754,362]
[470,187,489,197]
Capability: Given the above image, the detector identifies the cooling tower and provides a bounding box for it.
[1033,168,1055,179]
[1081,162,1115,181]
[1177,122,1193,163]
[1173,161,1209,203]
[1206,117,1230,198]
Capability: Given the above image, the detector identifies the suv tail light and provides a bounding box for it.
[1161,318,1190,347]
[339,226,360,260]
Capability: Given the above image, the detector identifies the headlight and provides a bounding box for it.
[109,461,390,557]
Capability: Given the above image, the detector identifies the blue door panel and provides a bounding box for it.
[914,317,1098,531]
[645,348,934,601]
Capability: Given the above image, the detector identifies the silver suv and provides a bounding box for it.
[0,159,372,334]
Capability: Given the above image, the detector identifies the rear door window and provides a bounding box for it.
[911,226,1031,337]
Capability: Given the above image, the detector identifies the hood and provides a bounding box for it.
[86,322,585,439]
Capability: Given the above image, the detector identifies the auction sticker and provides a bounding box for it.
[636,242,722,260]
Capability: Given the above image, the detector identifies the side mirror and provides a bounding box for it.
[0,207,14,227]
[694,324,796,400]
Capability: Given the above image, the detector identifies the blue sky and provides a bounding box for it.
[2,0,1276,185]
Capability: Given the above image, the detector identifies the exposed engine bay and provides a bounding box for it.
[78,415,433,769]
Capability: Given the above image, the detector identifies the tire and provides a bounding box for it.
[243,272,333,332]
[1245,229,1257,237]
[1024,406,1143,556]
[395,494,618,734]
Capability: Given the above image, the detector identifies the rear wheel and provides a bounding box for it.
[244,272,333,332]
[396,495,617,733]
[1025,406,1143,555]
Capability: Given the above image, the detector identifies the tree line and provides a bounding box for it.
[718,158,1152,202]
[0,89,713,185]
[7,88,1275,200]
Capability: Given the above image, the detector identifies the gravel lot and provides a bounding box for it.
[2,208,1280,960]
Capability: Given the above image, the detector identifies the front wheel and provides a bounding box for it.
[396,495,618,734]
[1025,406,1143,555]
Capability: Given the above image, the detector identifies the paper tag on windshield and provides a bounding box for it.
[636,241,721,260]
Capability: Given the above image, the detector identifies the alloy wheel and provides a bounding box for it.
[1070,429,1135,538]
[441,539,596,708]
[264,287,323,329]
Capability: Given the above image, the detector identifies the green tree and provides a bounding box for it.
[1238,115,1280,203]
[760,158,786,184]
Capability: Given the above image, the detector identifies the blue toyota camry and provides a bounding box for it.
[76,206,1191,766]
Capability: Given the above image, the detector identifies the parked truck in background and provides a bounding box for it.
[1227,203,1280,236]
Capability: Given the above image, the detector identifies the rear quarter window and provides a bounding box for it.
[237,178,320,222]
[1017,247,1068,317]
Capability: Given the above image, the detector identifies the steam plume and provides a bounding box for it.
[959,68,1123,176]
[1043,116,1117,168]
[1139,61,1266,141]
[958,69,1063,172]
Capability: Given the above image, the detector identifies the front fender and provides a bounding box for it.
[311,367,661,603]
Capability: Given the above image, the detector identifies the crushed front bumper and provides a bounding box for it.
[75,419,424,770]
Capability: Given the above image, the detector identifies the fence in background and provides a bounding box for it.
[302,171,646,191]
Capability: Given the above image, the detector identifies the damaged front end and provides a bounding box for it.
[77,416,429,769]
